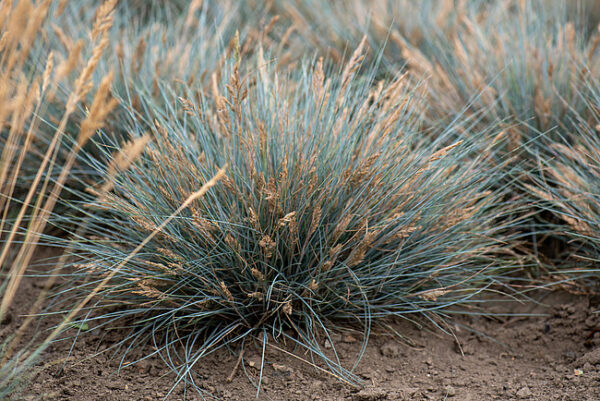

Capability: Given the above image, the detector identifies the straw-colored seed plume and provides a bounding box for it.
[219,281,234,302]
[158,247,181,262]
[185,0,204,28]
[70,36,111,110]
[282,301,292,315]
[417,288,452,302]
[55,0,68,16]
[91,0,117,41]
[429,141,463,163]
[345,228,377,268]
[132,282,168,301]
[56,39,84,80]
[307,206,322,239]
[132,36,146,73]
[332,214,353,243]
[179,96,198,116]
[77,71,119,146]
[387,223,421,242]
[41,51,54,93]
[278,211,297,227]
[436,0,454,28]
[288,214,299,247]
[98,134,151,194]
[143,260,174,275]
[259,235,276,258]
[51,24,72,52]
[247,291,264,301]
[247,207,260,230]
[312,57,325,105]
[251,267,265,282]
[339,35,367,98]
[225,234,242,253]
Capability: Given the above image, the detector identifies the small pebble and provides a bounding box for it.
[516,386,532,399]
[445,385,456,397]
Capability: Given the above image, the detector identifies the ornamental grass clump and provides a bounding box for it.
[525,82,600,291]
[60,49,521,395]
[272,0,466,71]
[33,0,283,136]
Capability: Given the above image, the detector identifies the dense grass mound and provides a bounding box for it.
[525,82,600,291]
[58,55,520,394]
[278,0,600,149]
[33,0,284,137]
[273,0,478,74]
[396,1,599,135]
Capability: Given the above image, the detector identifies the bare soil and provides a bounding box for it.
[4,252,600,400]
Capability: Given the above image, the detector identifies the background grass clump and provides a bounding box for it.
[57,51,521,393]
[524,80,600,291]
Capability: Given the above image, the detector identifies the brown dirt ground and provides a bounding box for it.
[3,251,600,400]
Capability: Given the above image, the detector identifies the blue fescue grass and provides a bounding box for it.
[33,0,278,134]
[271,0,468,69]
[524,79,600,291]
[51,51,525,396]
[408,0,597,133]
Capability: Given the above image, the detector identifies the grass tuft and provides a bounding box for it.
[525,79,600,291]
[57,54,522,395]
